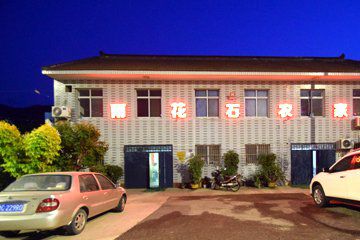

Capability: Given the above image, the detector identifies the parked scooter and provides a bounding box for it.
[211,168,242,192]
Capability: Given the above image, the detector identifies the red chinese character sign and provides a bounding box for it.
[226,104,240,118]
[171,102,187,119]
[110,104,126,119]
[278,104,293,119]
[333,103,348,118]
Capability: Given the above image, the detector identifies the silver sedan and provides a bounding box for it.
[0,172,127,237]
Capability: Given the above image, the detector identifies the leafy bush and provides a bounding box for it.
[257,153,285,186]
[0,121,61,178]
[188,155,205,184]
[89,164,107,175]
[55,121,108,171]
[105,165,123,183]
[223,150,239,176]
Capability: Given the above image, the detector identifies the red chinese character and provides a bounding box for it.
[226,104,240,118]
[278,104,293,118]
[110,104,126,119]
[334,103,348,118]
[171,102,187,119]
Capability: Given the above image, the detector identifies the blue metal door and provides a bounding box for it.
[124,145,173,188]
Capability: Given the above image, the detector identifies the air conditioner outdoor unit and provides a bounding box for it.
[336,139,354,150]
[52,106,72,118]
[355,117,360,128]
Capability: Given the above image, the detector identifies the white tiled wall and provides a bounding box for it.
[53,79,360,182]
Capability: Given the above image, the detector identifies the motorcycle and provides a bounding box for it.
[211,168,242,192]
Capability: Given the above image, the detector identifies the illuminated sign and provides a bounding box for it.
[171,102,187,119]
[226,104,240,118]
[333,103,348,118]
[278,104,293,118]
[110,104,126,119]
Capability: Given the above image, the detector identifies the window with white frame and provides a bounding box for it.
[245,90,269,117]
[78,89,103,117]
[195,145,221,165]
[195,90,219,117]
[300,89,324,116]
[245,144,270,164]
[353,89,360,116]
[137,89,162,117]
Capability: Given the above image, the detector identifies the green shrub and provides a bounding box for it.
[105,165,123,183]
[257,153,285,186]
[188,155,205,184]
[0,121,61,178]
[89,164,106,175]
[55,121,108,171]
[223,150,239,176]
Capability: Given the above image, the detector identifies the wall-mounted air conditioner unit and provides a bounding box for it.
[336,139,354,150]
[51,106,72,118]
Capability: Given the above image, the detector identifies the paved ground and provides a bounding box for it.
[118,188,360,240]
[1,187,360,240]
[0,190,169,240]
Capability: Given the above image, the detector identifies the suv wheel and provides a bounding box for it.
[312,185,328,207]
[65,208,88,235]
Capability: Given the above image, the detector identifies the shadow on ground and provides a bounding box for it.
[118,193,360,240]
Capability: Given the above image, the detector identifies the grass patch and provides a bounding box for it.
[290,184,309,189]
[143,188,166,192]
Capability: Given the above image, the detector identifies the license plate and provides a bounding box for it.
[0,203,24,212]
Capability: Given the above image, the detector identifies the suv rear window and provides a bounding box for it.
[4,175,71,192]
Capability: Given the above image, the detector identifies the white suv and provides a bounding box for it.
[310,149,360,207]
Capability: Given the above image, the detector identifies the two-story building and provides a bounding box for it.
[42,53,360,188]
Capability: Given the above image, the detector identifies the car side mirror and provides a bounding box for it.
[115,182,122,188]
[322,167,329,173]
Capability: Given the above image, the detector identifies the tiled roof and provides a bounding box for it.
[42,52,360,72]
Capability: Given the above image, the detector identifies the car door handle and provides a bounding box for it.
[104,192,108,195]
[340,176,346,178]
[82,196,89,200]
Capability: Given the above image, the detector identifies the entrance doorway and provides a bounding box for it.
[124,145,173,188]
[291,143,336,185]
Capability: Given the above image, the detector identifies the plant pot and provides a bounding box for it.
[191,183,199,189]
[268,181,276,188]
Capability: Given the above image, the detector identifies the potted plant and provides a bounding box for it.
[258,153,285,188]
[188,155,205,189]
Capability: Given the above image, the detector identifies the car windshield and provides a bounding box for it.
[3,175,72,192]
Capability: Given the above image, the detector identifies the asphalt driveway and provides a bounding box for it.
[118,190,360,240]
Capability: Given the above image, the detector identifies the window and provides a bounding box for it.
[137,89,161,117]
[4,175,71,192]
[353,89,360,116]
[78,89,103,117]
[195,145,221,165]
[79,174,100,192]
[195,90,219,117]
[95,174,115,190]
[245,90,268,117]
[245,144,270,164]
[300,89,324,117]
[331,156,353,173]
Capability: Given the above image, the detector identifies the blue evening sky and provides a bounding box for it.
[1,0,359,106]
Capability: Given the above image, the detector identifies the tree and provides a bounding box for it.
[223,150,240,176]
[55,121,108,171]
[0,121,61,178]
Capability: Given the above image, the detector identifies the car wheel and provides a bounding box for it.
[312,185,328,207]
[65,208,88,235]
[113,196,126,212]
[0,231,20,237]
